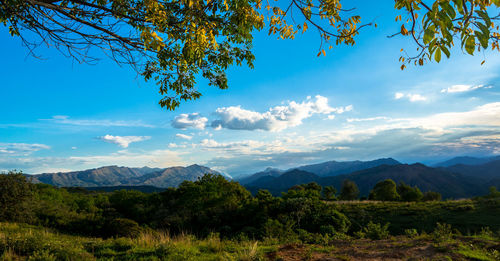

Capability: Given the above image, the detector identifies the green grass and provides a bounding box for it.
[333,198,500,235]
[1,221,499,260]
[0,223,272,261]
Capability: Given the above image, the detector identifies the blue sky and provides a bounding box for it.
[1,2,499,177]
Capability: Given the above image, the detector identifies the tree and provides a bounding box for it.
[397,182,423,202]
[282,182,322,199]
[339,179,359,200]
[322,185,336,201]
[0,171,34,221]
[369,179,400,201]
[422,191,442,201]
[3,1,500,109]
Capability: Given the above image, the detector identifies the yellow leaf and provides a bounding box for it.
[322,49,326,56]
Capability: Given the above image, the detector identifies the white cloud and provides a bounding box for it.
[0,143,50,156]
[171,113,208,130]
[408,94,427,102]
[98,135,150,148]
[347,116,390,122]
[44,115,154,128]
[441,84,492,93]
[395,92,427,102]
[211,95,351,131]
[175,134,192,140]
[394,92,405,99]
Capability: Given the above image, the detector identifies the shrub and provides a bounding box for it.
[423,191,442,201]
[362,222,390,240]
[27,250,56,261]
[404,228,419,238]
[433,223,453,242]
[108,218,142,238]
[262,219,296,242]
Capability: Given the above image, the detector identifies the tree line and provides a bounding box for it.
[0,171,498,242]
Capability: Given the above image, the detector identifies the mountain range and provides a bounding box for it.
[23,156,500,198]
[27,164,219,188]
[242,157,500,199]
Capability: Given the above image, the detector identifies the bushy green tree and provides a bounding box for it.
[397,182,424,202]
[322,186,337,201]
[423,191,442,201]
[0,171,33,222]
[156,174,252,236]
[282,182,322,200]
[339,180,359,200]
[369,179,400,201]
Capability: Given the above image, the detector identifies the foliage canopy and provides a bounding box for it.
[3,0,500,109]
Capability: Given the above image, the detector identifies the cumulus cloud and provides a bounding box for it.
[441,84,492,93]
[395,92,427,102]
[211,95,351,131]
[98,135,150,148]
[43,115,154,128]
[0,143,50,156]
[171,113,208,130]
[202,102,500,175]
[175,134,192,140]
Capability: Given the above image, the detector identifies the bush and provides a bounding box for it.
[423,191,442,201]
[404,228,419,238]
[262,219,296,242]
[362,222,390,240]
[433,223,453,242]
[107,218,142,238]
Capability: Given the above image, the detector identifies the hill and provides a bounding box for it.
[246,169,320,194]
[245,163,487,198]
[238,167,283,185]
[239,158,401,185]
[444,159,500,181]
[296,158,401,177]
[27,166,154,187]
[126,164,220,187]
[320,163,484,199]
[27,164,220,188]
[433,156,500,167]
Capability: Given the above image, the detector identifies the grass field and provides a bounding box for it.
[1,222,499,260]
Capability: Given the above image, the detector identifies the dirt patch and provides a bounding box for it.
[266,237,466,261]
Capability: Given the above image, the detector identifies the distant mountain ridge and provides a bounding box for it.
[433,156,500,167]
[238,158,401,184]
[245,162,495,199]
[27,164,220,188]
[296,158,400,177]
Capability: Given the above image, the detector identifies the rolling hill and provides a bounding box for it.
[27,164,220,188]
[245,163,489,198]
[238,158,401,184]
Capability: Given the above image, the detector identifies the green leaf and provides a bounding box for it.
[474,31,489,49]
[423,29,434,44]
[440,2,456,19]
[434,47,441,63]
[465,36,476,55]
[441,46,450,58]
[475,10,491,27]
[476,22,490,37]
[452,0,464,14]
